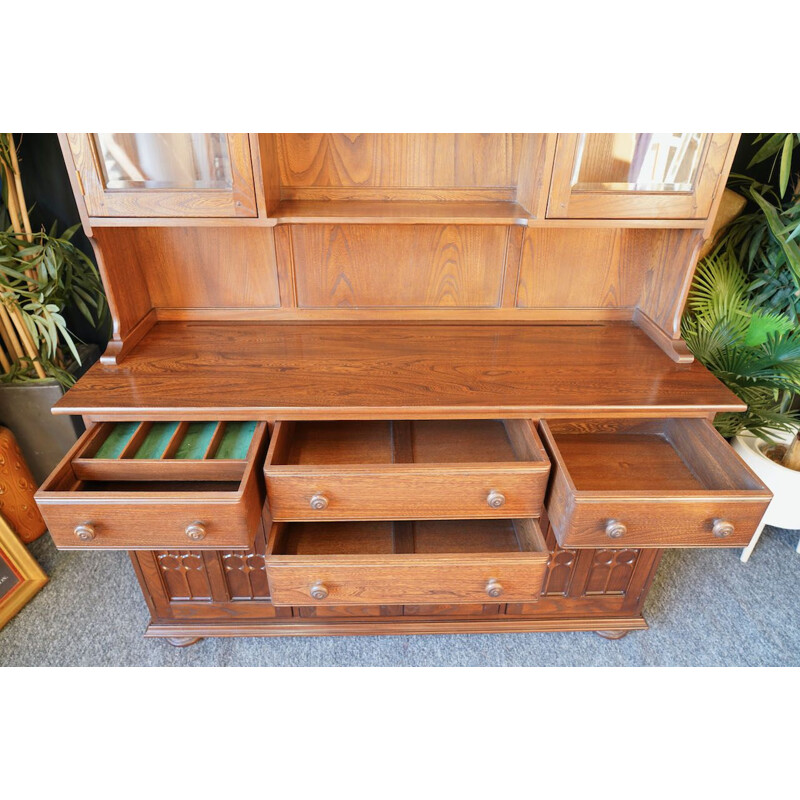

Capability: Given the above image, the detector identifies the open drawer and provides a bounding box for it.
[539,418,772,548]
[264,419,550,521]
[35,420,269,550]
[265,517,549,605]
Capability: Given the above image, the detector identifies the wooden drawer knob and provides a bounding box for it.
[74,523,95,542]
[310,493,329,511]
[487,490,505,509]
[605,520,627,539]
[185,522,206,541]
[712,519,735,538]
[486,578,503,598]
[310,581,329,600]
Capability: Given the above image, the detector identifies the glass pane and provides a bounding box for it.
[572,133,706,192]
[92,133,233,190]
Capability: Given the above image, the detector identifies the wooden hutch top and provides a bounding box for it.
[56,133,742,421]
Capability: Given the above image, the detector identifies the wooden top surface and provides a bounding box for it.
[54,322,745,419]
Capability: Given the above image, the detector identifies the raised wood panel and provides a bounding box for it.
[275,134,523,191]
[291,224,508,308]
[517,228,632,308]
[516,228,704,320]
[103,227,280,309]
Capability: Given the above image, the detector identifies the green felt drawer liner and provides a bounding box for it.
[174,422,218,459]
[133,421,180,459]
[214,421,257,460]
[93,421,140,459]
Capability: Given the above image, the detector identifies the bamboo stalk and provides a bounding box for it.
[6,304,46,378]
[0,304,26,361]
[0,336,11,372]
[2,159,37,284]
[7,136,33,242]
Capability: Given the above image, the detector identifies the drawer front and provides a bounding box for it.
[550,497,770,548]
[266,557,547,606]
[266,470,547,521]
[541,417,772,549]
[266,517,549,606]
[38,493,261,550]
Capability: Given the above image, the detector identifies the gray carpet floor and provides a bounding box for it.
[1,527,798,667]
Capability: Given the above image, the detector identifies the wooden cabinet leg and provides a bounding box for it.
[595,629,630,640]
[165,636,204,648]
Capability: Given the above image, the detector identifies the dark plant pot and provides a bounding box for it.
[0,343,100,485]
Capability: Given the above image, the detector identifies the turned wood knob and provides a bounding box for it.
[605,520,627,539]
[712,519,735,538]
[185,522,206,541]
[487,490,505,509]
[310,493,329,510]
[74,523,95,542]
[486,578,503,598]
[310,581,329,600]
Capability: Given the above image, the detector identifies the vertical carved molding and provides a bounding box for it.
[584,549,640,596]
[156,551,212,600]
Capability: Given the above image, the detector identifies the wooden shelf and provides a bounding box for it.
[54,321,744,419]
[270,200,532,225]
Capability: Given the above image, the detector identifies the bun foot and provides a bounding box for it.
[166,636,204,648]
[595,629,630,640]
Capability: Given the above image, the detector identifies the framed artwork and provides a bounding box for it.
[0,513,48,631]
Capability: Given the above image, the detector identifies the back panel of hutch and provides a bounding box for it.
[35,133,771,645]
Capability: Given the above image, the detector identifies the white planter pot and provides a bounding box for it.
[732,428,800,561]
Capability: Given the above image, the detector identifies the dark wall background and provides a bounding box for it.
[15,133,109,347]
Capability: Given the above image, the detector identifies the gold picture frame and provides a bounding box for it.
[0,512,48,631]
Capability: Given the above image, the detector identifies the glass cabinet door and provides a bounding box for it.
[66,133,258,218]
[547,133,733,220]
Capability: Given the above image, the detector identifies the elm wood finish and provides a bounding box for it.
[291,225,510,308]
[105,227,281,309]
[35,422,268,550]
[268,134,541,203]
[63,133,259,218]
[51,322,745,420]
[46,131,751,641]
[539,418,772,548]
[265,517,549,606]
[547,134,735,220]
[264,419,550,521]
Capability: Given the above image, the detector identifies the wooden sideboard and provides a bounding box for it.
[34,133,771,646]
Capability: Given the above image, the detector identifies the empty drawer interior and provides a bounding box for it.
[272,419,546,467]
[273,518,546,557]
[540,418,765,494]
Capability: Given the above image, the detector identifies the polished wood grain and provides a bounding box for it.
[35,422,268,550]
[274,133,523,193]
[103,228,280,309]
[65,133,258,218]
[291,225,508,308]
[516,228,704,325]
[53,321,745,419]
[547,133,734,220]
[264,419,550,520]
[265,517,549,605]
[41,131,754,640]
[539,418,772,548]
